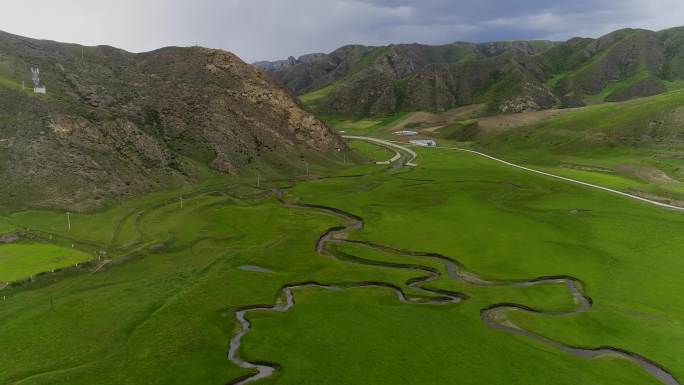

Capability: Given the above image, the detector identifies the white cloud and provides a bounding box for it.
[0,0,682,62]
[484,13,566,31]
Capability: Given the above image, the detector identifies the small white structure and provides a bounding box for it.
[31,67,46,94]
[394,130,418,136]
[410,139,437,147]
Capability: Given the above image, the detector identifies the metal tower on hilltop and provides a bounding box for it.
[31,67,46,94]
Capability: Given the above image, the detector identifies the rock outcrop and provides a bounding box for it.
[0,31,343,211]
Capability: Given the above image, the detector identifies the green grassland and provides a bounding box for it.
[664,79,684,91]
[0,216,16,234]
[245,288,655,385]
[286,145,684,382]
[0,243,91,282]
[333,242,578,312]
[346,140,395,162]
[0,134,683,385]
[300,84,337,109]
[468,89,684,201]
[0,75,27,93]
[321,112,412,136]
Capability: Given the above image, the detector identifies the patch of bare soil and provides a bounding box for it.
[628,190,684,208]
[655,152,684,159]
[388,104,484,132]
[0,234,18,244]
[560,164,614,173]
[615,164,674,183]
[476,108,576,134]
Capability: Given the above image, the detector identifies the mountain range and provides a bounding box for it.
[0,31,342,211]
[256,27,684,116]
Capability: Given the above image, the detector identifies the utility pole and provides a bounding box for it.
[257,175,260,188]
[305,161,309,176]
[180,196,184,209]
[66,212,71,231]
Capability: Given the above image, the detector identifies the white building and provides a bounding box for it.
[394,130,418,136]
[34,86,46,94]
[410,139,437,147]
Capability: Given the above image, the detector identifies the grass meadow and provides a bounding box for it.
[0,132,682,384]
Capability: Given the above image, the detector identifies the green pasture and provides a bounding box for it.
[288,145,684,382]
[322,112,412,136]
[453,89,684,200]
[0,216,16,234]
[0,135,682,384]
[300,84,337,109]
[0,243,91,282]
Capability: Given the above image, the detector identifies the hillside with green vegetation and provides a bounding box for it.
[351,89,684,206]
[342,88,684,205]
[463,90,684,204]
[257,27,684,116]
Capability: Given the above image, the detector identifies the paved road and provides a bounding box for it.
[343,135,418,167]
[432,144,684,212]
[348,135,684,213]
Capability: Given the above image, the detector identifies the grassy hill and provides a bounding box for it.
[474,90,684,199]
[258,27,684,116]
[318,88,684,205]
[363,89,683,205]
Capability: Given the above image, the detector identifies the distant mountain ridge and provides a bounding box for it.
[0,30,343,211]
[254,53,327,72]
[256,27,684,116]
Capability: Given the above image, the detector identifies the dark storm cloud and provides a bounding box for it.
[1,0,683,62]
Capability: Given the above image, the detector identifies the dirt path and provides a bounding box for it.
[91,260,111,274]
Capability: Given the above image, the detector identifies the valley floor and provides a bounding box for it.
[1,136,683,385]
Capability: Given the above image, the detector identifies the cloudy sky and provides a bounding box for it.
[1,0,683,62]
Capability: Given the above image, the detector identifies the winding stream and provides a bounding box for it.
[226,156,680,385]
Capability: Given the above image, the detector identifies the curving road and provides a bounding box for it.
[374,137,684,212]
[439,145,684,211]
[343,135,418,167]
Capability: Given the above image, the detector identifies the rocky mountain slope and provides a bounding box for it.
[0,31,343,211]
[257,27,684,116]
